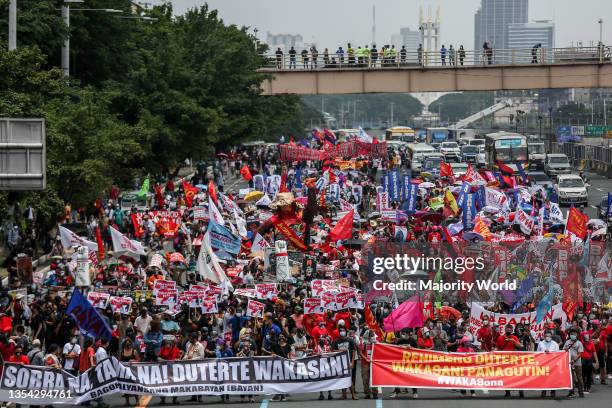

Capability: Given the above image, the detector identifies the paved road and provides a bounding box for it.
[102,374,612,408]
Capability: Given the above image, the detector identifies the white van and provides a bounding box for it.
[407,143,437,174]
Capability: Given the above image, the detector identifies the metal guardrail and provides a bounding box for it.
[260,46,612,70]
[558,142,612,168]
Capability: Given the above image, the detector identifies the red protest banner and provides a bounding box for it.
[371,344,571,390]
[131,211,182,238]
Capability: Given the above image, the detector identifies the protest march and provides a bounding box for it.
[1,127,611,406]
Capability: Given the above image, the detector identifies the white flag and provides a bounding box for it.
[515,207,535,235]
[109,226,146,258]
[58,225,98,252]
[208,196,225,226]
[357,126,373,143]
[255,194,272,207]
[549,202,565,223]
[234,208,248,238]
[197,232,229,284]
[252,233,271,252]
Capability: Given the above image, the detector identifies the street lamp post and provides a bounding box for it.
[8,0,16,50]
[60,1,122,76]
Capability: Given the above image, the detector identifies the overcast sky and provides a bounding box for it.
[154,0,610,48]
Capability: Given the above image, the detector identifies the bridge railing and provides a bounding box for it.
[260,45,611,70]
[558,142,612,169]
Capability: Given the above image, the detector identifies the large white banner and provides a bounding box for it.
[0,353,352,405]
[110,227,146,258]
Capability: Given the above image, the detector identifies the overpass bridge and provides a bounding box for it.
[259,46,612,95]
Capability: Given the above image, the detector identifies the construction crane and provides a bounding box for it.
[450,99,515,130]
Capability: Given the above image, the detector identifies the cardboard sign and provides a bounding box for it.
[15,256,33,285]
[311,279,337,297]
[155,288,179,307]
[200,297,219,314]
[255,283,278,300]
[246,299,265,318]
[234,288,257,298]
[303,298,324,314]
[153,279,176,296]
[87,291,110,309]
[110,296,133,314]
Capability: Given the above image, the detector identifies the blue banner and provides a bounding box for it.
[384,170,401,202]
[474,185,486,210]
[401,175,412,201]
[295,168,302,189]
[608,193,612,217]
[456,181,470,209]
[462,193,476,229]
[516,163,527,184]
[208,220,241,254]
[67,289,112,340]
[404,183,419,214]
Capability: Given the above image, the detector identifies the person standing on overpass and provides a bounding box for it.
[440,44,447,66]
[288,46,297,69]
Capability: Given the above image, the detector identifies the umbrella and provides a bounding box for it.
[169,252,186,264]
[244,191,265,201]
[195,184,207,190]
[463,231,484,241]
[421,213,444,224]
[217,153,229,158]
[547,223,565,233]
[419,182,435,189]
[439,306,461,321]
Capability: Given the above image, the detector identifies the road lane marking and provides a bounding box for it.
[591,206,598,209]
[376,396,383,408]
[261,399,270,408]
[597,188,604,192]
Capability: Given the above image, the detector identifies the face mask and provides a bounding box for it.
[339,331,347,337]
[236,313,242,317]
[545,336,552,342]
[570,335,577,341]
[71,338,78,344]
[428,322,434,328]
[589,315,595,320]
[266,335,271,340]
[483,321,489,326]
[583,335,589,341]
[424,333,430,338]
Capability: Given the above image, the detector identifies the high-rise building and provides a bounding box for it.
[507,21,555,50]
[474,0,528,51]
[266,32,304,52]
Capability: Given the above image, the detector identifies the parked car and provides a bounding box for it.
[439,142,461,162]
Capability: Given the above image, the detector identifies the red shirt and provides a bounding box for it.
[417,337,433,349]
[0,342,15,361]
[582,342,596,360]
[496,334,520,351]
[8,354,29,364]
[311,326,329,344]
[79,347,95,373]
[159,346,181,361]
[477,327,494,351]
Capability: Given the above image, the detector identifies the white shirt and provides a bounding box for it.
[134,315,152,335]
[537,339,559,352]
[95,346,108,363]
[62,342,81,370]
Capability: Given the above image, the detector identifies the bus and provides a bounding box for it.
[484,132,528,171]
[385,126,416,143]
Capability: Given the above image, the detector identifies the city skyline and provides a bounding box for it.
[152,0,611,50]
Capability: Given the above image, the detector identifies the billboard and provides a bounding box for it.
[0,118,46,190]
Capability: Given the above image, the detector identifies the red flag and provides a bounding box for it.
[95,226,104,261]
[566,207,589,240]
[208,180,218,205]
[240,165,252,181]
[183,181,198,207]
[280,172,288,193]
[440,162,455,179]
[326,169,337,184]
[154,184,165,208]
[364,302,384,338]
[497,161,515,175]
[502,175,515,188]
[289,135,295,146]
[330,210,354,241]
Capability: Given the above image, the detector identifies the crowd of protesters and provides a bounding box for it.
[0,132,611,405]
